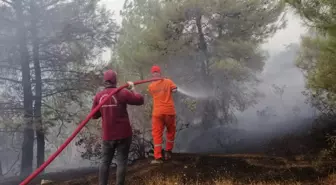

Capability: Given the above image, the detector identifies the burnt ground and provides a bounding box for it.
[4,153,336,185]
[0,167,99,185]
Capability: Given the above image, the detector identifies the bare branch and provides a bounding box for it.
[3,152,20,175]
[40,69,87,75]
[1,0,13,6]
[0,64,21,71]
[41,78,87,83]
[42,0,61,9]
[0,128,23,133]
[0,102,23,110]
[56,120,65,137]
[42,88,80,97]
[0,76,21,84]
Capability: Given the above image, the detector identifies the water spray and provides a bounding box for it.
[177,86,215,99]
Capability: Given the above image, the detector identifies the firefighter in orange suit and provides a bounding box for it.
[148,65,177,164]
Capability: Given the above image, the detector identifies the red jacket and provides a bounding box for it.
[91,87,144,141]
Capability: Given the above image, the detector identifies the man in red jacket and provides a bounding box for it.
[91,69,144,185]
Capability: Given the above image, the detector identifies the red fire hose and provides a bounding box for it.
[20,78,162,185]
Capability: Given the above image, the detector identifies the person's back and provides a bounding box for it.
[148,65,177,163]
[93,87,144,140]
[92,70,144,185]
[148,78,176,116]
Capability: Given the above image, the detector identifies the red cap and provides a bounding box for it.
[151,65,161,73]
[103,70,117,84]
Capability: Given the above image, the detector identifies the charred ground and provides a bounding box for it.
[28,153,336,185]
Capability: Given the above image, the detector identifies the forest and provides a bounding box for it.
[0,0,336,184]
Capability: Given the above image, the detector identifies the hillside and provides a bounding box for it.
[34,153,336,185]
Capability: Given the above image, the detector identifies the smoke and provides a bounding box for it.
[174,43,317,154]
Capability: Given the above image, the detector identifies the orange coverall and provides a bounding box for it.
[148,78,177,159]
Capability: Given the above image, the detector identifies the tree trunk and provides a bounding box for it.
[195,13,217,128]
[195,14,210,80]
[30,0,45,169]
[14,0,35,176]
[0,160,3,177]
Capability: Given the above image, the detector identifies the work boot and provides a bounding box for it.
[164,150,172,161]
[151,158,164,164]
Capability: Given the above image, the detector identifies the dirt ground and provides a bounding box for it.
[32,153,336,185]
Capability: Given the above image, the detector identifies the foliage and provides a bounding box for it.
[296,34,336,105]
[285,0,336,30]
[286,0,336,104]
[118,0,285,129]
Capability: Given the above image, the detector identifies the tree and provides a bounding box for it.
[12,0,34,176]
[286,0,336,128]
[29,0,117,170]
[286,0,336,104]
[118,0,285,129]
[0,0,118,176]
[286,0,336,160]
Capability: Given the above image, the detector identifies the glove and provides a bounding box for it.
[127,81,135,91]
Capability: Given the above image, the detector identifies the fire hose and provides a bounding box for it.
[20,78,162,185]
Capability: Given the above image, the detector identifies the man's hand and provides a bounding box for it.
[127,81,135,91]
